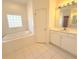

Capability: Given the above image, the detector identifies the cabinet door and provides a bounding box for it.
[50,31,61,46]
[61,33,77,55]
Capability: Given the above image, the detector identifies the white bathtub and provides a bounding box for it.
[3,31,36,56]
[3,31,34,43]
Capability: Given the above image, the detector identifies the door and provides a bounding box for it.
[34,9,49,43]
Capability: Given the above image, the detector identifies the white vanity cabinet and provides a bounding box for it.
[50,31,62,47]
[61,33,77,55]
[50,30,77,56]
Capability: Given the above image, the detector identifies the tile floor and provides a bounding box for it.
[5,43,76,59]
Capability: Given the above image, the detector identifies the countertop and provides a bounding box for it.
[49,27,77,34]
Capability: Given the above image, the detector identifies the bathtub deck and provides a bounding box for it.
[3,43,76,59]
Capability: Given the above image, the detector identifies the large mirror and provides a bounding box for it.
[69,3,77,28]
[56,2,77,30]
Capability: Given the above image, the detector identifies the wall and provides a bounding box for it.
[49,0,61,28]
[49,0,56,28]
[27,0,34,33]
[2,1,28,36]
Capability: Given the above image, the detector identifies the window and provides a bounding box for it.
[7,15,23,28]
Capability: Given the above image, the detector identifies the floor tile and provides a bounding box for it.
[4,43,76,59]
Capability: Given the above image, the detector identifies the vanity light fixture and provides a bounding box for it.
[58,4,63,9]
[69,2,72,5]
[72,1,75,4]
[63,4,66,7]
[58,0,76,9]
[67,2,71,6]
[58,6,61,9]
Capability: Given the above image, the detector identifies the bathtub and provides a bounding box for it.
[3,31,34,43]
[2,31,36,57]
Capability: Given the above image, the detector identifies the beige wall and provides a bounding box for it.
[49,0,63,28]
[49,0,56,28]
[2,1,28,36]
[27,0,34,33]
